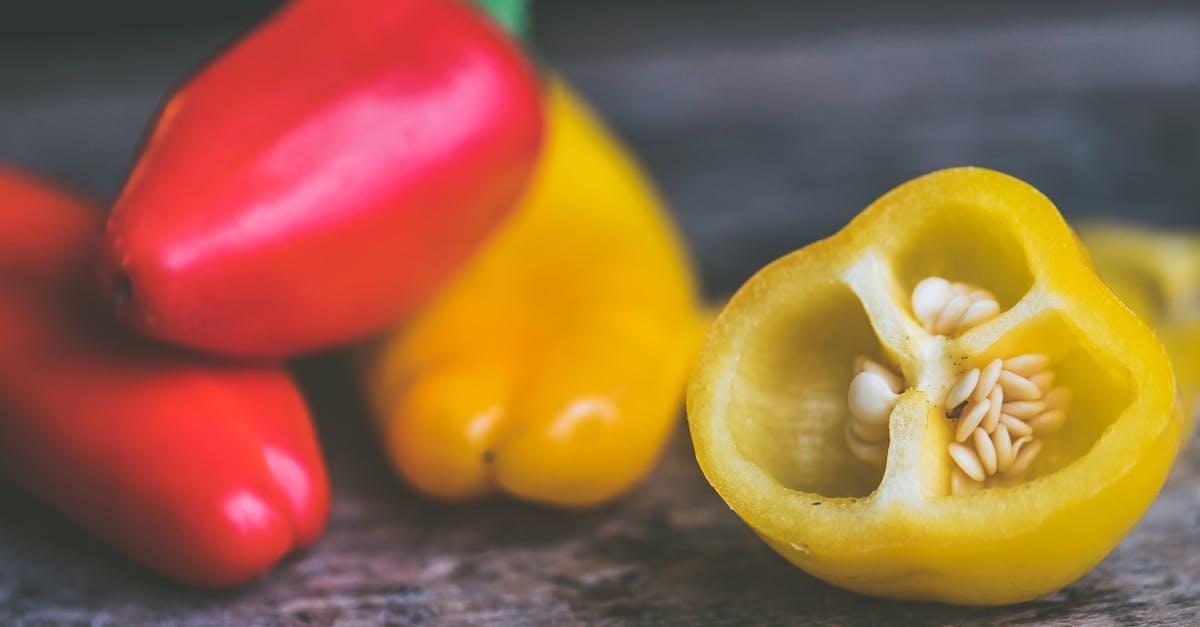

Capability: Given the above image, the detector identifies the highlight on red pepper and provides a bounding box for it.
[93,0,545,358]
[0,167,330,587]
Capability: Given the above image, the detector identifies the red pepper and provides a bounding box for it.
[0,168,330,586]
[93,0,544,357]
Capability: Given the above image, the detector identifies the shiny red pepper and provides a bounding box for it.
[93,0,544,357]
[0,168,330,586]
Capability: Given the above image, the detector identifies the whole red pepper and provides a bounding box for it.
[93,0,544,357]
[0,168,330,586]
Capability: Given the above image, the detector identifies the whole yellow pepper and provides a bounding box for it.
[359,78,706,508]
[1077,223,1200,434]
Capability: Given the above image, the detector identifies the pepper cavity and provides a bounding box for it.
[944,354,1070,492]
[843,275,1072,494]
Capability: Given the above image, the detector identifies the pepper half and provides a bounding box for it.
[1078,223,1200,434]
[687,168,1181,605]
[359,79,706,507]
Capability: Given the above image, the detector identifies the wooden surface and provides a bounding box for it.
[3,360,1198,625]
[2,2,1199,624]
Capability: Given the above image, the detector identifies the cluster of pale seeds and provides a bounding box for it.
[912,277,1001,335]
[943,354,1070,493]
[845,357,903,466]
[842,276,1071,494]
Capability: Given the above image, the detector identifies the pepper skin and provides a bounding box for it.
[93,0,544,357]
[0,168,329,586]
[359,80,707,507]
[688,168,1181,605]
[1078,223,1200,434]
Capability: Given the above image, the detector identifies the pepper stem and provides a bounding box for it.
[471,0,531,38]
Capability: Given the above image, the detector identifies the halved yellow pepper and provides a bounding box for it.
[359,78,706,507]
[1078,223,1200,434]
[687,168,1181,605]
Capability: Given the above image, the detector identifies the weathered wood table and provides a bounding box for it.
[2,1,1198,624]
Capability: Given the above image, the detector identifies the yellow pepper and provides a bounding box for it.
[687,168,1182,605]
[359,78,706,508]
[1077,223,1200,434]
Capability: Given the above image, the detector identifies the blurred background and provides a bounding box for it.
[4,0,1197,297]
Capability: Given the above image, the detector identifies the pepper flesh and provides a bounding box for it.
[687,168,1181,605]
[93,0,544,358]
[1078,223,1200,434]
[359,79,706,507]
[0,168,330,586]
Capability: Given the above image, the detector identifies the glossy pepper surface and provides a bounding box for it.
[360,80,707,507]
[93,0,544,358]
[687,168,1182,605]
[0,168,329,586]
[1078,223,1200,434]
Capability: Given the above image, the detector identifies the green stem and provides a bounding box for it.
[471,0,531,38]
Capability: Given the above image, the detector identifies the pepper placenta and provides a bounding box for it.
[93,0,544,357]
[0,168,330,586]
[359,79,707,507]
[1078,223,1200,434]
[687,168,1181,605]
